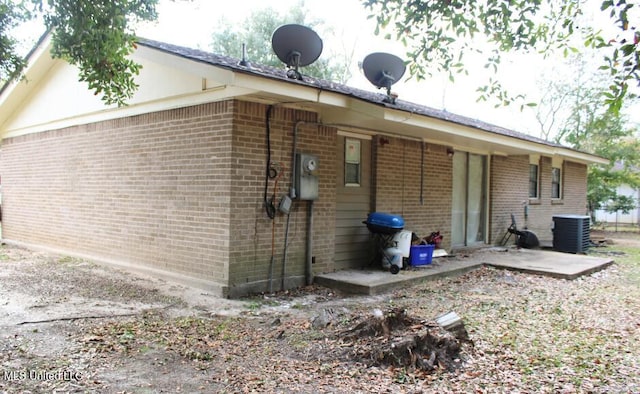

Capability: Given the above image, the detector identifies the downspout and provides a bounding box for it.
[280,120,313,290]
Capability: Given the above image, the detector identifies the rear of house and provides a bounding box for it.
[0,36,606,297]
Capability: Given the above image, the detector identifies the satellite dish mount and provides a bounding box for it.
[378,71,396,98]
[286,50,303,79]
[272,24,323,81]
[362,52,407,104]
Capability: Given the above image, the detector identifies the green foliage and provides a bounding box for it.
[605,194,637,214]
[567,103,640,214]
[43,0,159,106]
[577,110,639,215]
[210,7,282,67]
[531,51,639,217]
[0,0,29,84]
[587,163,627,212]
[210,1,352,83]
[362,0,639,112]
[556,89,630,151]
[1,0,160,106]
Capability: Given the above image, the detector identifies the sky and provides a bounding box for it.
[14,0,640,136]
[130,0,547,134]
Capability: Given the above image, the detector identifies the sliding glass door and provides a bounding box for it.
[451,152,487,247]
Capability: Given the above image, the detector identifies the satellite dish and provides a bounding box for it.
[272,24,323,80]
[362,52,406,103]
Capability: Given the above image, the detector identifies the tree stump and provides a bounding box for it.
[340,307,469,372]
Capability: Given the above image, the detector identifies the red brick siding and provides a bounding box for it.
[373,136,453,249]
[0,102,233,289]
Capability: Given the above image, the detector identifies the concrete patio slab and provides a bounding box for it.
[314,247,615,295]
[315,259,481,295]
[480,248,615,280]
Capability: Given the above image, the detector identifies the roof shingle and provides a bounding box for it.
[137,38,573,152]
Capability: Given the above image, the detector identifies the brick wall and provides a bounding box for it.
[227,101,337,297]
[490,155,589,244]
[489,155,529,244]
[526,158,588,240]
[0,95,591,297]
[0,99,340,298]
[0,102,234,294]
[372,136,453,249]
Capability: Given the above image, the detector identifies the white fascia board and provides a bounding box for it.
[231,72,356,108]
[552,150,610,165]
[385,108,607,165]
[385,109,551,153]
[0,35,53,103]
[0,37,55,131]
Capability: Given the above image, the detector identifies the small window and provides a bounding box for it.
[345,139,361,186]
[529,164,539,199]
[551,167,562,199]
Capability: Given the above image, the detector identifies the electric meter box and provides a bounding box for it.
[295,153,319,200]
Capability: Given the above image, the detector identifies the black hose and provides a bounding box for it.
[265,196,276,219]
[264,105,274,218]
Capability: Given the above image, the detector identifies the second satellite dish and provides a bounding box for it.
[362,52,406,103]
[272,24,323,80]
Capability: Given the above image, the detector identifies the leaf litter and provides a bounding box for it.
[1,231,639,393]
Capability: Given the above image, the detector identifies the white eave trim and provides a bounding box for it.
[0,36,55,133]
[0,35,53,106]
[383,107,607,165]
[555,150,609,166]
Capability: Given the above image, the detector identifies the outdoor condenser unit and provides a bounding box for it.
[552,215,590,254]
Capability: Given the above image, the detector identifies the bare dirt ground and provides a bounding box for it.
[1,230,639,393]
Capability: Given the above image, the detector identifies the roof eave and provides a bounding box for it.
[0,33,55,136]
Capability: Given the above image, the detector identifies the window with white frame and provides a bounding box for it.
[345,138,361,186]
[551,167,562,199]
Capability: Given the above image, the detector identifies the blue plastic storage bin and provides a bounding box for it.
[410,244,435,266]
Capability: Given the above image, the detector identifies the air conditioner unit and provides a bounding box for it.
[552,215,590,254]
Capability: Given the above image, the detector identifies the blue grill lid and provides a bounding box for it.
[365,212,404,229]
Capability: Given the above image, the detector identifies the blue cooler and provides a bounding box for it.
[363,212,404,234]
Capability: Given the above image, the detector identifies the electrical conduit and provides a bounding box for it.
[283,120,315,287]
